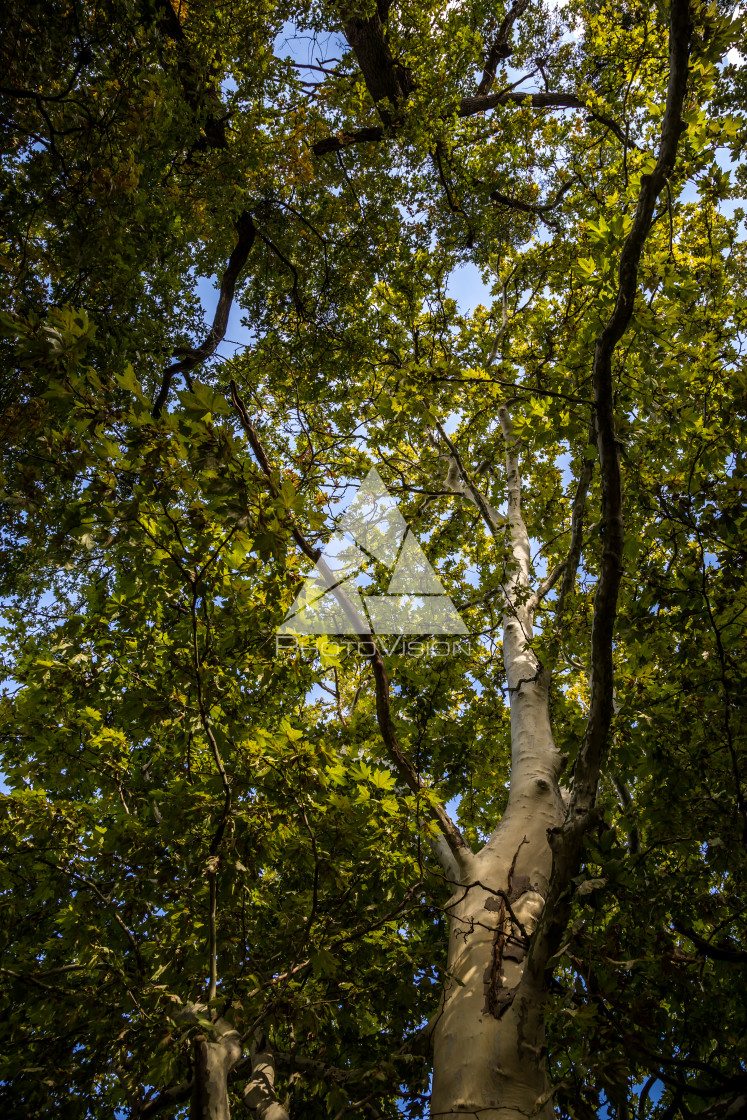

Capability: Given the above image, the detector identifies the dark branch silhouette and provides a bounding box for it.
[152,213,255,418]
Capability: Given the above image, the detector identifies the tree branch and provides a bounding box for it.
[152,212,255,417]
[152,0,229,149]
[674,924,747,965]
[340,0,413,123]
[490,176,576,223]
[570,0,691,814]
[139,1079,192,1120]
[256,230,304,314]
[527,451,593,615]
[312,90,627,154]
[207,871,218,1005]
[0,966,80,995]
[229,381,471,872]
[36,857,143,971]
[435,271,533,614]
[434,422,504,543]
[459,88,584,116]
[313,125,386,155]
[555,445,595,623]
[241,1048,290,1118]
[495,404,533,593]
[522,0,692,988]
[686,1093,747,1119]
[485,271,535,598]
[0,48,91,104]
[477,0,531,96]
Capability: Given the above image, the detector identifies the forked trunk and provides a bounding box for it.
[187,1023,291,1120]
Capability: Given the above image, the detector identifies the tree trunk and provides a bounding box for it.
[431,619,564,1118]
[190,1024,242,1120]
[242,1050,291,1120]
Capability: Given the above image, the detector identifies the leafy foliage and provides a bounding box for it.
[1,0,746,1117]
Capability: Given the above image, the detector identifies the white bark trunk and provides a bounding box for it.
[242,1050,290,1120]
[431,593,564,1117]
[190,1024,242,1120]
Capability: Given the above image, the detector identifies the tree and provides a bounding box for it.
[1,0,746,1118]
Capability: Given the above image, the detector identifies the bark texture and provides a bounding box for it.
[431,618,564,1119]
[190,1021,242,1120]
[241,1051,290,1119]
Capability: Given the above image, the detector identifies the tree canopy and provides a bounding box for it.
[1,0,746,1118]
